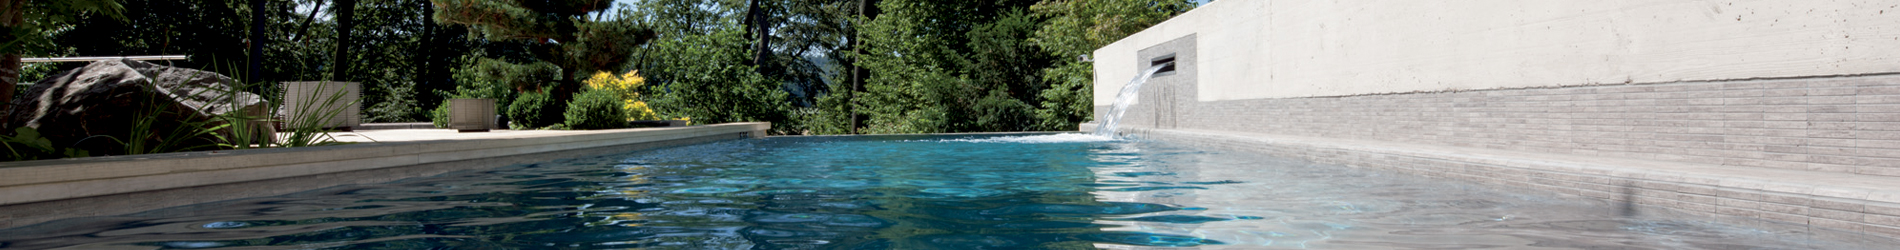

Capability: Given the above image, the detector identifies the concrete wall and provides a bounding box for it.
[1095,0,1900,103]
[1090,0,1900,237]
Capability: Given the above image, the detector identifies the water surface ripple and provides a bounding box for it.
[0,134,1893,249]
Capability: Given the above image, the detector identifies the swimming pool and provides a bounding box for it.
[0,133,1892,249]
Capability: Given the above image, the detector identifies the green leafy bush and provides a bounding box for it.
[507,89,565,129]
[2,127,89,161]
[430,99,452,128]
[365,80,426,123]
[563,89,628,130]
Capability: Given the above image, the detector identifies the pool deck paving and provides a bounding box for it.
[0,122,769,228]
[1087,122,1900,240]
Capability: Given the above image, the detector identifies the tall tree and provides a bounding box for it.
[845,0,1049,134]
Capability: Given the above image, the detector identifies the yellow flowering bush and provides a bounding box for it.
[583,71,659,121]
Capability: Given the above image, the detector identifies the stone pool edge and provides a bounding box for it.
[1083,122,1900,240]
[0,122,768,228]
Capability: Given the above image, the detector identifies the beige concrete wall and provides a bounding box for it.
[1095,0,1900,104]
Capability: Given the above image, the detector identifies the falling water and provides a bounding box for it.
[1094,62,1173,137]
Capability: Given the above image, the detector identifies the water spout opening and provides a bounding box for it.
[1151,54,1177,75]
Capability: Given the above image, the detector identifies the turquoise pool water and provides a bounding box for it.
[1,134,1894,249]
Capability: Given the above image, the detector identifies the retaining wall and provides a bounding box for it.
[1090,0,1900,238]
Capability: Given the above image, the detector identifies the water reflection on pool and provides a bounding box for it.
[0,133,1893,249]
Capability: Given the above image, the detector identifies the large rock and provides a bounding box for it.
[3,59,270,156]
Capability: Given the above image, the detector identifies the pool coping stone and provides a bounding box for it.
[0,123,768,214]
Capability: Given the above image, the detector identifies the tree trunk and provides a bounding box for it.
[331,0,355,81]
[293,0,326,42]
[0,53,17,111]
[752,6,769,71]
[847,0,879,134]
[744,0,767,70]
[248,0,265,84]
[847,0,864,134]
[0,0,25,109]
[417,0,438,106]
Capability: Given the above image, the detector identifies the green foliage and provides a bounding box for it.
[563,89,628,130]
[31,0,482,124]
[0,127,89,161]
[117,86,226,155]
[432,0,655,109]
[641,26,792,133]
[507,88,565,129]
[429,100,449,128]
[3,0,126,55]
[364,80,424,122]
[801,88,855,135]
[844,1,1049,134]
[442,54,523,105]
[431,53,531,128]
[626,0,859,108]
[581,71,658,121]
[245,76,356,148]
[1033,62,1093,130]
[1029,0,1195,128]
[972,89,1036,131]
[1029,0,1196,60]
[456,57,563,94]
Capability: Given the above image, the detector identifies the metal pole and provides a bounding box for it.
[19,55,190,63]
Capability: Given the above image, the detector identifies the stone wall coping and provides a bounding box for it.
[0,122,770,206]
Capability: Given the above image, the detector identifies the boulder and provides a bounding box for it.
[2,59,271,156]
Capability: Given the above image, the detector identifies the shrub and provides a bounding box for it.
[429,99,452,128]
[563,89,628,130]
[507,89,566,129]
[581,71,658,121]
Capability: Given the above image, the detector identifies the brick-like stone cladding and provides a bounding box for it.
[1101,75,1900,177]
[1109,128,1900,239]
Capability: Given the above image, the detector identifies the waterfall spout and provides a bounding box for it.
[1094,62,1173,137]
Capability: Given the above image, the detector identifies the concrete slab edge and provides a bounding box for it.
[0,122,770,207]
[1084,123,1900,240]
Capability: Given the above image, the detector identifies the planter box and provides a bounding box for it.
[281,81,360,130]
[450,98,497,132]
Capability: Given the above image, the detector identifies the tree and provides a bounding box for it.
[0,0,124,108]
[430,0,655,103]
[640,26,790,133]
[843,0,1050,134]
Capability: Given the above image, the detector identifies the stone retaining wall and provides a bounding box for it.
[1103,75,1900,177]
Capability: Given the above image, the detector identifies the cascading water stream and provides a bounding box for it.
[1093,62,1173,137]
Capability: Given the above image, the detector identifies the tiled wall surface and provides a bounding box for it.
[1106,75,1900,177]
[1119,128,1900,239]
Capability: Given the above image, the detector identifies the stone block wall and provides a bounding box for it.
[1104,75,1900,177]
